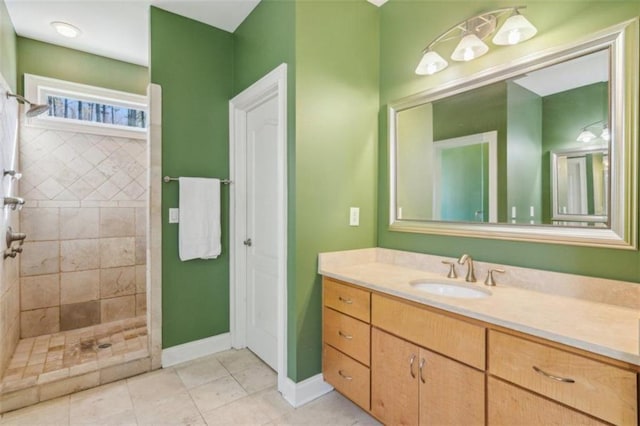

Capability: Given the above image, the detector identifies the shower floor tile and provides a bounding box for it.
[1,316,147,392]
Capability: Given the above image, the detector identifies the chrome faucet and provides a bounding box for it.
[457,254,476,282]
[4,227,26,259]
[4,196,25,210]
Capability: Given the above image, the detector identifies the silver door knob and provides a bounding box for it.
[243,238,252,247]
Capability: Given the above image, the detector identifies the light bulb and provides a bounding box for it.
[451,34,489,62]
[415,50,448,75]
[507,29,521,45]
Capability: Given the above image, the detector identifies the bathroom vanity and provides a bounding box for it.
[320,248,639,425]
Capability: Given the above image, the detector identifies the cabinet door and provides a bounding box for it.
[419,348,485,426]
[371,328,419,425]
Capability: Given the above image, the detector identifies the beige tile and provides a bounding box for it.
[60,270,100,304]
[216,349,264,374]
[60,239,99,272]
[135,265,146,293]
[135,293,146,316]
[0,387,39,414]
[20,241,59,276]
[189,375,248,413]
[100,266,136,298]
[135,207,146,236]
[101,296,135,322]
[127,368,186,404]
[40,372,100,401]
[99,237,135,268]
[69,381,134,425]
[232,362,277,394]
[276,391,380,425]
[199,393,271,425]
[132,390,205,425]
[59,208,99,240]
[20,307,60,338]
[20,274,60,310]
[175,354,229,389]
[60,301,100,331]
[99,208,135,237]
[135,236,146,265]
[20,207,59,241]
[0,395,69,425]
[37,368,70,385]
[249,387,296,422]
[100,357,150,385]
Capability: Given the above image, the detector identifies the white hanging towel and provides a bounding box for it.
[178,177,221,261]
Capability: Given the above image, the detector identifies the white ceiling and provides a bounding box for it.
[5,0,261,67]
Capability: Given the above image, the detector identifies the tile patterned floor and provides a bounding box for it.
[1,317,147,390]
[0,348,380,425]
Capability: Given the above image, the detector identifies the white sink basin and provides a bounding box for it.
[409,280,491,299]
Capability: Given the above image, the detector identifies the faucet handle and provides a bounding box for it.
[484,268,505,286]
[441,261,457,279]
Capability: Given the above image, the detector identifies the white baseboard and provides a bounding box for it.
[279,374,334,408]
[161,333,231,367]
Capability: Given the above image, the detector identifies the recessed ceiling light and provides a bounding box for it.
[51,21,81,38]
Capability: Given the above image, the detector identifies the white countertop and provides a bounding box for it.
[319,255,640,368]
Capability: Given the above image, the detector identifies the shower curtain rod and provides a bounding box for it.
[163,176,232,184]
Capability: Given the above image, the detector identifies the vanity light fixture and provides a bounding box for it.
[51,21,81,38]
[415,6,538,75]
[576,120,609,143]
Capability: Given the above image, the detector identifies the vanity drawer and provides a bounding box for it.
[488,330,638,425]
[323,278,370,322]
[323,307,370,366]
[323,344,370,410]
[371,294,485,370]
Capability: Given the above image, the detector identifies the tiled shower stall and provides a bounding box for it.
[18,126,147,338]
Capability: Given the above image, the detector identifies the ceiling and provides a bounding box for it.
[5,0,262,67]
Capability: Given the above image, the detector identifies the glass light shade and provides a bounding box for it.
[492,14,537,45]
[415,50,448,75]
[451,34,489,62]
[600,126,610,141]
[576,130,597,143]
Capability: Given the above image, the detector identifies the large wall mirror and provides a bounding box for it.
[389,19,638,249]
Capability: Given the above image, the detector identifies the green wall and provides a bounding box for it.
[150,7,234,348]
[294,0,379,381]
[0,0,16,90]
[541,82,608,222]
[378,1,640,282]
[17,37,148,95]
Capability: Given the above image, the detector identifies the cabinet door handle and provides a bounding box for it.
[338,370,353,381]
[532,366,575,383]
[338,331,353,340]
[409,354,417,378]
[338,296,353,304]
[419,358,426,383]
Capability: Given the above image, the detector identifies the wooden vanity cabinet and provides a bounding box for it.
[371,328,485,425]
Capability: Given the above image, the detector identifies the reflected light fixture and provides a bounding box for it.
[416,6,537,75]
[51,21,81,38]
[576,120,609,143]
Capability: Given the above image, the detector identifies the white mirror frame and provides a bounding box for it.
[389,19,638,249]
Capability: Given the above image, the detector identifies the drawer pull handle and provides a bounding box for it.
[338,331,353,340]
[533,366,575,383]
[419,358,426,383]
[338,296,353,304]
[338,370,353,381]
[409,354,417,378]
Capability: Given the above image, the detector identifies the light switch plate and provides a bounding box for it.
[349,207,359,226]
[169,208,179,223]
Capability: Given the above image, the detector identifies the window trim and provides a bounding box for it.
[24,74,148,140]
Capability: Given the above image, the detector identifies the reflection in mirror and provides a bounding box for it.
[390,18,639,248]
[551,147,608,225]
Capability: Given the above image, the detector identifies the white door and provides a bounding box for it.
[244,96,279,369]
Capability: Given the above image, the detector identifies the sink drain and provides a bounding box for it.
[97,343,112,349]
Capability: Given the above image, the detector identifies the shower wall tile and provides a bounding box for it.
[99,237,135,268]
[60,208,99,239]
[20,208,59,241]
[20,274,60,311]
[20,241,59,276]
[60,239,100,272]
[21,307,60,338]
[60,270,100,304]
[135,236,146,265]
[135,265,146,294]
[101,296,135,323]
[60,301,100,331]
[135,207,146,236]
[100,266,136,298]
[135,293,147,316]
[100,208,135,237]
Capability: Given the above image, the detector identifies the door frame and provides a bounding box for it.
[229,64,288,391]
